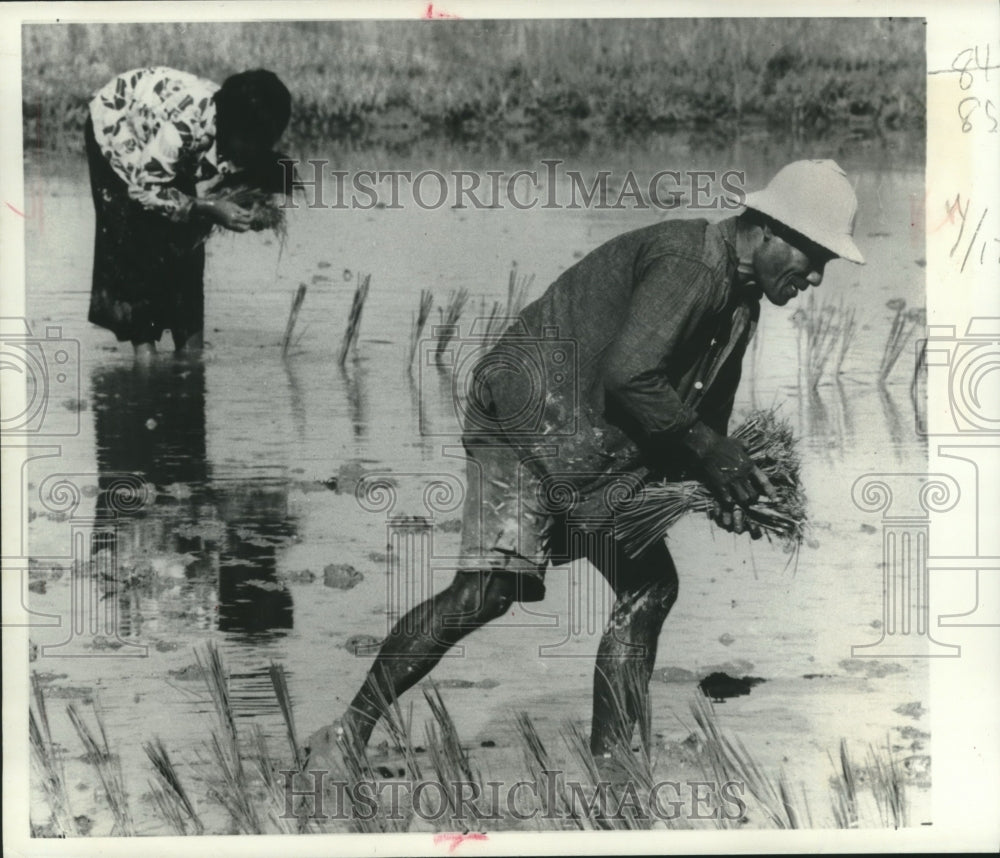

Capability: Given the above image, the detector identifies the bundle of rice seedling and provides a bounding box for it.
[201,187,288,246]
[615,409,808,558]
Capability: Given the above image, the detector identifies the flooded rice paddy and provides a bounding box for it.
[22,133,931,833]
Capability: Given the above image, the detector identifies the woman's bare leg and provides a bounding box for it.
[132,341,157,363]
[173,329,203,354]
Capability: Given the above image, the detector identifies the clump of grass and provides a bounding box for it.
[407,289,434,373]
[338,273,372,367]
[878,300,924,383]
[616,408,807,558]
[29,674,78,836]
[281,283,308,358]
[434,288,470,361]
[143,738,205,835]
[66,701,134,835]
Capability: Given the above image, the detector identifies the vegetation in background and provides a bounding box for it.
[22,18,925,153]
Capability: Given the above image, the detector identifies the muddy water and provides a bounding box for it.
[23,133,930,832]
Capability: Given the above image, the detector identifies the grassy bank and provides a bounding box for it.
[23,18,924,152]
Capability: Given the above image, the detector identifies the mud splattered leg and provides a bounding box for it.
[589,540,679,756]
[337,570,518,749]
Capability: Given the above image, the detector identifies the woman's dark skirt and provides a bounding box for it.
[85,116,211,345]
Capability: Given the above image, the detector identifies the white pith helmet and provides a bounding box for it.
[743,159,865,264]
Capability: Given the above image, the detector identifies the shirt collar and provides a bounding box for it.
[709,216,761,306]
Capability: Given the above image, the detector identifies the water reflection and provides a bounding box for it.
[90,360,296,639]
[877,382,909,456]
[340,357,370,441]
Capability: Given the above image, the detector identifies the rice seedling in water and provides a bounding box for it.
[407,288,434,372]
[143,737,205,835]
[559,721,627,830]
[195,642,264,833]
[280,283,307,358]
[29,674,78,836]
[829,737,859,829]
[878,300,924,383]
[911,335,927,430]
[482,298,507,339]
[338,273,372,367]
[66,701,134,835]
[248,724,305,834]
[615,408,808,558]
[365,669,425,783]
[834,302,858,376]
[690,694,806,829]
[506,263,535,318]
[799,294,843,388]
[434,288,470,362]
[514,711,585,829]
[268,661,305,772]
[867,738,908,829]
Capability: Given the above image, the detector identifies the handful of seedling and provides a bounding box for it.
[205,187,288,239]
[616,409,808,558]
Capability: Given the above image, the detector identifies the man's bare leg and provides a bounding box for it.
[314,570,518,754]
[589,540,679,757]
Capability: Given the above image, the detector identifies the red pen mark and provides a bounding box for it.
[5,201,25,218]
[928,193,969,234]
[424,3,462,18]
[433,832,488,852]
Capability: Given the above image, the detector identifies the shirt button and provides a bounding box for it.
[694,381,704,390]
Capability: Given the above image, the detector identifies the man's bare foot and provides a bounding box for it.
[302,712,369,772]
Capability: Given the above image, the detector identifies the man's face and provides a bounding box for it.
[751,227,836,307]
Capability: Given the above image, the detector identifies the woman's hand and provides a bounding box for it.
[197,199,252,232]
